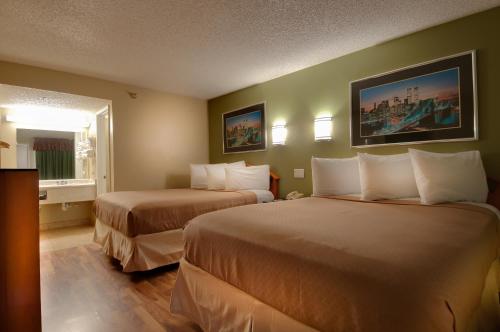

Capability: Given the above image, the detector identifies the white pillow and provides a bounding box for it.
[358,153,419,201]
[190,164,211,189]
[229,160,246,168]
[408,149,488,204]
[225,165,270,190]
[205,161,246,190]
[311,157,361,196]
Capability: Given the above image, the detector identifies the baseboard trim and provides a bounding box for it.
[39,218,91,231]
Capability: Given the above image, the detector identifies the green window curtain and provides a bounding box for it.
[33,138,75,180]
[36,150,75,180]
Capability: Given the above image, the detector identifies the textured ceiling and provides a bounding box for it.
[0,1,499,99]
[0,84,109,112]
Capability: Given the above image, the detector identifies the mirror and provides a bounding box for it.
[16,128,95,180]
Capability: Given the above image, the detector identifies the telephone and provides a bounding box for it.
[286,190,304,200]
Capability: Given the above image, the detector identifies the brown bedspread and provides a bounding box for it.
[94,189,257,237]
[183,197,499,332]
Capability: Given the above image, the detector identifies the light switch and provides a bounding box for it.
[293,169,305,178]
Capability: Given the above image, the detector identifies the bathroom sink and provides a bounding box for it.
[39,179,96,204]
[39,179,95,189]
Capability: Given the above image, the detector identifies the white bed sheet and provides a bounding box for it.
[462,202,500,219]
[338,194,500,220]
[244,189,275,203]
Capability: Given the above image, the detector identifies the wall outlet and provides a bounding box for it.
[293,169,305,178]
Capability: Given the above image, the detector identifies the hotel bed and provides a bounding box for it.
[93,171,280,272]
[170,180,500,332]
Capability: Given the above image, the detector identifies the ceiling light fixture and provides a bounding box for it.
[4,104,92,132]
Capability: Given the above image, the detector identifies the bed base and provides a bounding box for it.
[171,258,500,332]
[171,258,318,332]
[94,219,183,272]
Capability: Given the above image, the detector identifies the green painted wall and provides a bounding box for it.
[208,7,500,198]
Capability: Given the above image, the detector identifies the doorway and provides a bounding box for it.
[96,106,111,196]
[0,83,113,241]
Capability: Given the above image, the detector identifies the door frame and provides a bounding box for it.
[96,105,114,194]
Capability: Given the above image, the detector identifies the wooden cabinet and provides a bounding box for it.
[0,170,41,332]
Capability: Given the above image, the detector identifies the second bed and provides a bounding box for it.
[94,170,279,272]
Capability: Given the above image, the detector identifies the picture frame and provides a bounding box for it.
[350,50,477,147]
[222,102,266,154]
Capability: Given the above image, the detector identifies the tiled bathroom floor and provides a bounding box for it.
[40,225,94,253]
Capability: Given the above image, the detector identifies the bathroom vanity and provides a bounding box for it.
[38,178,96,205]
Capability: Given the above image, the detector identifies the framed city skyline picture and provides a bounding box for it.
[223,102,266,154]
[350,51,477,147]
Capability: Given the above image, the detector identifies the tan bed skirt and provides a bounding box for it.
[171,258,500,332]
[94,218,183,272]
[171,258,318,332]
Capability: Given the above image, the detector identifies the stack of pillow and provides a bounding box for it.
[190,161,270,191]
[312,149,489,205]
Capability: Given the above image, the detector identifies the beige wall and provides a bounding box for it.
[0,61,209,190]
[0,108,17,168]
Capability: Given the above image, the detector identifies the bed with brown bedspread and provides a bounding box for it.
[93,169,280,272]
[93,189,262,272]
[171,196,500,332]
[94,189,258,237]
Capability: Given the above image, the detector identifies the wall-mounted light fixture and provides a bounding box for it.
[314,116,333,141]
[271,121,287,145]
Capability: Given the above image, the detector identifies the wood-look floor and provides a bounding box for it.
[40,243,200,332]
[40,225,94,253]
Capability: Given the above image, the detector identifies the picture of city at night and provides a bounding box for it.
[225,110,263,148]
[223,102,266,153]
[359,68,461,138]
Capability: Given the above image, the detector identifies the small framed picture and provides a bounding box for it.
[223,102,266,154]
[350,50,477,147]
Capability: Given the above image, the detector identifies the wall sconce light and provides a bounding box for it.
[314,116,333,141]
[271,122,287,145]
